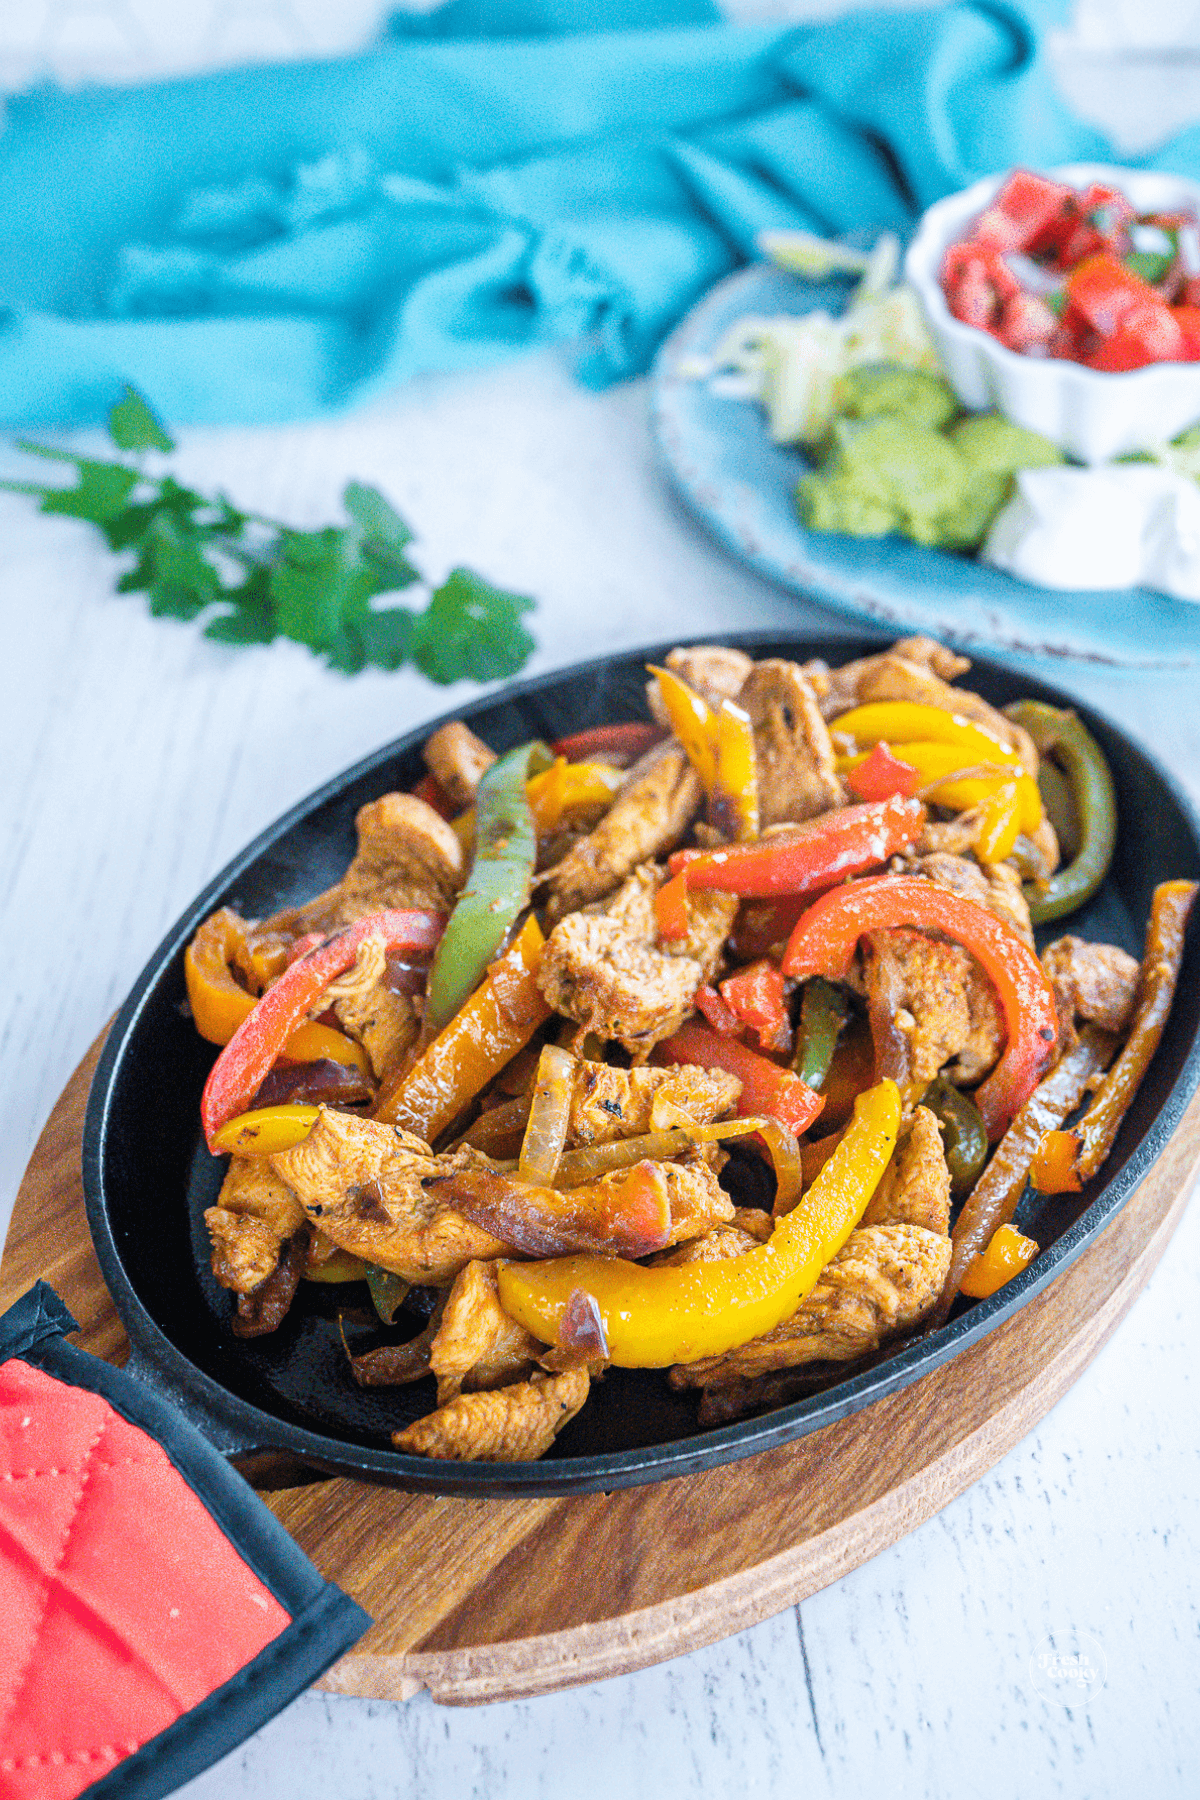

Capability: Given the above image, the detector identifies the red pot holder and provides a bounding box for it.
[0,1284,369,1800]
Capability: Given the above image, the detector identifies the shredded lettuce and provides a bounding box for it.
[689,232,942,446]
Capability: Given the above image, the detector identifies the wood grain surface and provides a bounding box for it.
[2,1034,1197,1708]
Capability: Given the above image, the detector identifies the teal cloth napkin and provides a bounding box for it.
[1,0,1197,425]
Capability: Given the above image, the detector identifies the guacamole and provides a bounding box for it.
[796,369,1064,551]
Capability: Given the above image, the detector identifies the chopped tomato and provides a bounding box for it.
[972,169,1074,254]
[941,172,1196,373]
[997,291,1058,354]
[1171,305,1200,360]
[1066,253,1149,335]
[1085,330,1158,372]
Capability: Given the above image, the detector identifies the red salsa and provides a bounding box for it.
[940,169,1200,371]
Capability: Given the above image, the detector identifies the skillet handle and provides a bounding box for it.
[121,1343,321,1489]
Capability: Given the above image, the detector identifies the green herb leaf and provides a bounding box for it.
[1124,251,1173,286]
[23,459,141,525]
[408,568,537,684]
[4,386,538,685]
[204,567,278,645]
[108,385,175,454]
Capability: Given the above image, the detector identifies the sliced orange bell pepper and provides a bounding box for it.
[374,915,550,1143]
[957,1223,1039,1297]
[654,869,691,943]
[201,907,445,1148]
[185,909,261,1045]
[497,1078,900,1367]
[186,910,371,1074]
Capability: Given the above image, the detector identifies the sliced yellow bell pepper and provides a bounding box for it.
[974,782,1023,863]
[375,914,550,1142]
[526,757,625,830]
[185,909,262,1045]
[838,741,1042,833]
[278,1022,371,1076]
[452,759,624,854]
[649,664,717,788]
[712,699,760,842]
[209,1104,321,1156]
[650,664,759,842]
[831,702,1024,766]
[303,1246,370,1283]
[497,1078,901,1368]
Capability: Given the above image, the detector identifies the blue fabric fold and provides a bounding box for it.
[0,0,1194,425]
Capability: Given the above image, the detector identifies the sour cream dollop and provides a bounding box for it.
[982,465,1200,600]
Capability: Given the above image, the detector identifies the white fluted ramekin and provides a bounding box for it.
[904,164,1200,465]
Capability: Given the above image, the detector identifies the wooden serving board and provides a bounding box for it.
[3,1035,1198,1707]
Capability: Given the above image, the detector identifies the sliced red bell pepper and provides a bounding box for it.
[668,795,925,898]
[201,907,445,1149]
[719,959,790,1053]
[781,877,1057,1141]
[694,984,741,1036]
[656,1020,824,1137]
[844,742,921,803]
[552,723,665,766]
[411,772,456,821]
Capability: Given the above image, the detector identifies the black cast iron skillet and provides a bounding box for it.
[83,631,1200,1497]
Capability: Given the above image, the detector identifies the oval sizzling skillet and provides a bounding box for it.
[82,631,1200,1497]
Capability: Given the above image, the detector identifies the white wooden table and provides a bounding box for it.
[3,347,1200,1799]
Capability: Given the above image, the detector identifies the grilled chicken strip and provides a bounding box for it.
[1041,934,1140,1056]
[427,1260,543,1406]
[856,926,1004,1089]
[543,743,702,923]
[205,1157,307,1294]
[271,1108,508,1286]
[567,1060,741,1146]
[422,720,496,812]
[736,658,845,825]
[539,863,738,1056]
[393,1367,590,1462]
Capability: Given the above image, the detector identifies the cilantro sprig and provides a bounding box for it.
[2,387,536,683]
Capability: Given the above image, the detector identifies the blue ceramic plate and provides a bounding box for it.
[651,263,1200,669]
